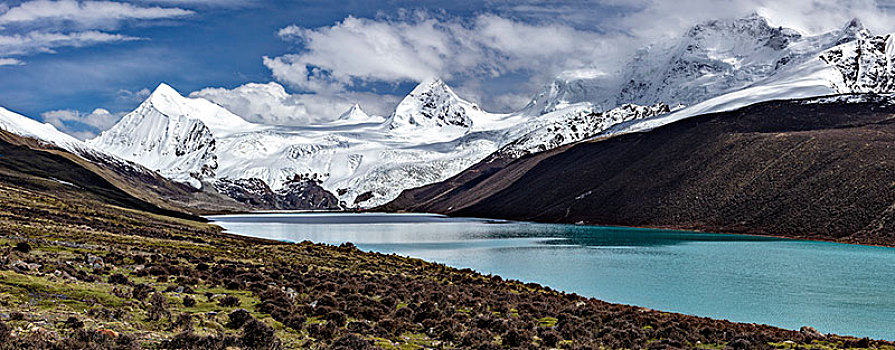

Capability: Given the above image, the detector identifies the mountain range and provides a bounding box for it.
[1,13,895,213]
[383,94,895,246]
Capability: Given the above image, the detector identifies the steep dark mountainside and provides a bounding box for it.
[385,96,895,246]
[0,131,211,221]
[0,142,889,349]
[214,176,342,210]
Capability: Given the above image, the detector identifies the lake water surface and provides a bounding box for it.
[209,213,895,340]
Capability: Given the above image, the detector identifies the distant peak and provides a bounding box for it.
[410,77,452,96]
[837,17,867,43]
[687,12,773,37]
[842,17,865,32]
[338,103,369,121]
[739,11,769,23]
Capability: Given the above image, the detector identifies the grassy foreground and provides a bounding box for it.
[0,179,891,349]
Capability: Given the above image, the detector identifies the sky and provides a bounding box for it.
[1,0,894,139]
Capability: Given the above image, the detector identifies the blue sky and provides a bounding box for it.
[1,0,893,139]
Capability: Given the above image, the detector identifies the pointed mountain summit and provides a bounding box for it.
[336,103,377,124]
[837,17,866,44]
[387,78,484,139]
[142,83,259,137]
[88,83,253,188]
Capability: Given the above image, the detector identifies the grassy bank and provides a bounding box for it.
[0,178,891,349]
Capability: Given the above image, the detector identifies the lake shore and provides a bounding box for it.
[211,212,895,341]
[2,181,893,349]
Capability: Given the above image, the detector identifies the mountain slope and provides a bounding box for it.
[0,105,246,214]
[385,95,895,246]
[606,19,895,137]
[88,83,265,188]
[0,130,203,221]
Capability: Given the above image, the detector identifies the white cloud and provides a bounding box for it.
[41,107,122,139]
[117,87,151,102]
[0,30,138,56]
[264,14,608,94]
[139,0,258,9]
[0,0,193,29]
[0,1,193,65]
[0,57,24,66]
[190,82,401,125]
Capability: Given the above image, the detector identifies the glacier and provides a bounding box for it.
[88,78,668,208]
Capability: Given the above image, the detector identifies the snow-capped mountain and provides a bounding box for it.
[500,103,670,159]
[387,78,493,140]
[75,13,895,210]
[335,104,382,124]
[0,106,89,154]
[0,102,255,213]
[90,77,663,208]
[608,17,895,136]
[616,13,816,107]
[89,83,266,188]
[0,105,157,174]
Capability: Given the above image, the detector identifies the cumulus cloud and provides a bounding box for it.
[595,0,895,38]
[0,0,193,29]
[190,82,401,125]
[264,13,609,95]
[41,108,122,139]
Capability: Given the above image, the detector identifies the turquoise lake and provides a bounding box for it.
[209,213,895,340]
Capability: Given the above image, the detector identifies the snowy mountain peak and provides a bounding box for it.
[409,77,450,95]
[686,12,775,38]
[387,78,482,139]
[838,18,866,43]
[521,13,818,117]
[613,12,824,108]
[137,83,259,137]
[338,103,369,122]
[148,82,180,101]
[86,83,264,188]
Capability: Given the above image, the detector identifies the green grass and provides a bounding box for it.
[538,316,558,328]
[0,270,127,309]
